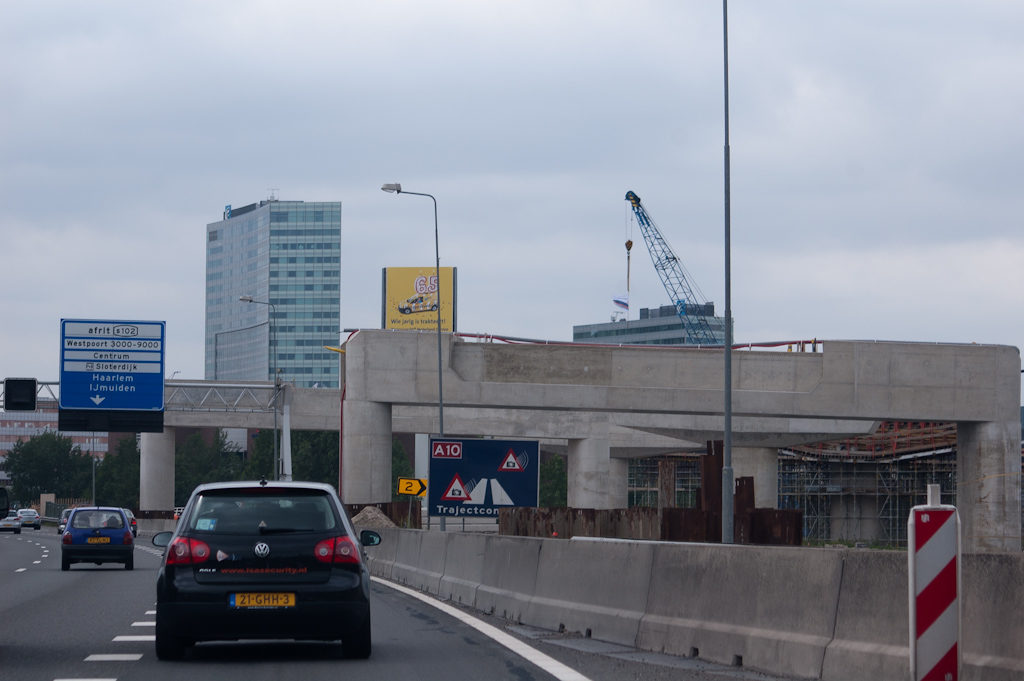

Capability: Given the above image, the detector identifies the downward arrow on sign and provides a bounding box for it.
[91,396,105,405]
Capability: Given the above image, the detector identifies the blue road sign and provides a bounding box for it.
[59,319,165,411]
[428,438,539,518]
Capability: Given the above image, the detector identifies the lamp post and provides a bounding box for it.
[240,295,280,481]
[382,182,445,532]
[721,0,735,544]
[380,183,445,439]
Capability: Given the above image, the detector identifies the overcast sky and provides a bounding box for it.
[1,1,1022,402]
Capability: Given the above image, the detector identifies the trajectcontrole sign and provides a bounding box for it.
[59,319,166,411]
[428,438,539,518]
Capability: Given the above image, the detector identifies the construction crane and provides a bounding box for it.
[625,191,721,345]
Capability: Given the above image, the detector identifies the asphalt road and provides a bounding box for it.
[0,528,794,681]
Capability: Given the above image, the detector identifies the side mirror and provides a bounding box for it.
[360,530,381,547]
[152,531,173,547]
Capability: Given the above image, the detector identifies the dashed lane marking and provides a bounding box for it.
[130,622,156,627]
[113,636,155,642]
[85,654,142,662]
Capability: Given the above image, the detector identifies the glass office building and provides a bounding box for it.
[205,200,341,388]
[572,304,728,346]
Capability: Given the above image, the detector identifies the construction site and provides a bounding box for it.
[625,420,1024,548]
[597,191,1022,548]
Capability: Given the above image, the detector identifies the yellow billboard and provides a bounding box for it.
[383,267,457,332]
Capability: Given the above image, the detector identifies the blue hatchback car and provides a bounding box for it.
[61,507,135,571]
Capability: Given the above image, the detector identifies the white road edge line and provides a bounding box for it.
[372,577,592,681]
[54,678,117,681]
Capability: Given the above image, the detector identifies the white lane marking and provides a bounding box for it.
[54,678,117,680]
[373,577,592,681]
[16,568,26,572]
[85,654,143,661]
[130,622,156,627]
[33,561,41,564]
[114,635,155,642]
[145,610,156,615]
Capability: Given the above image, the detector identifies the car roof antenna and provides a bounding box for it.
[259,476,268,487]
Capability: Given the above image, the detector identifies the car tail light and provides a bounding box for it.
[123,530,133,545]
[314,536,360,565]
[62,531,71,545]
[165,537,211,565]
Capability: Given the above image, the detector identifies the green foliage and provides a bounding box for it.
[291,431,339,487]
[242,429,275,481]
[95,436,140,508]
[175,430,244,506]
[539,454,567,507]
[2,431,93,503]
[391,437,414,501]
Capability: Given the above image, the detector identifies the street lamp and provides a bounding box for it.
[381,183,445,439]
[722,0,735,544]
[240,295,280,480]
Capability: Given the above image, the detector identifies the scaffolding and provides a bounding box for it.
[627,457,701,509]
[779,453,957,547]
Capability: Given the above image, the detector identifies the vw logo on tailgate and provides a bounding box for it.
[253,542,270,558]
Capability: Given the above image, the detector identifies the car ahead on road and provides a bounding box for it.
[123,508,138,537]
[152,480,382,661]
[61,507,134,571]
[0,510,21,534]
[17,508,41,530]
[58,508,73,534]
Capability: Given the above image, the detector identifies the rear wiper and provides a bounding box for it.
[258,527,313,534]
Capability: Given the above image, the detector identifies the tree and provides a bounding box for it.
[175,430,244,506]
[391,437,414,501]
[2,431,93,504]
[291,431,339,487]
[539,453,567,507]
[95,435,140,509]
[242,429,275,481]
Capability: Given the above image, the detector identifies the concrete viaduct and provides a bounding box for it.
[141,330,1021,553]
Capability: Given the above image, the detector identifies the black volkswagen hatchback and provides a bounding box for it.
[153,480,381,660]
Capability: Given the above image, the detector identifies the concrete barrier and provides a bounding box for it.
[523,538,654,646]
[438,532,489,606]
[637,543,843,680]
[821,550,909,681]
[360,526,400,580]
[474,535,543,624]
[367,528,1024,681]
[961,553,1024,680]
[390,529,448,594]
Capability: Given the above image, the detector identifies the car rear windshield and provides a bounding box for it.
[187,489,342,535]
[72,510,124,529]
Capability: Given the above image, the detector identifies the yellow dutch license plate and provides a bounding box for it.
[231,592,296,608]
[87,537,111,544]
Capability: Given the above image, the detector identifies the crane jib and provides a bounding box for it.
[624,191,721,346]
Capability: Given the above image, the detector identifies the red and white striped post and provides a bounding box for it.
[908,483,962,681]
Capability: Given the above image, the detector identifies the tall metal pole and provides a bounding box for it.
[382,184,445,530]
[241,296,279,480]
[270,301,279,481]
[721,0,735,544]
[390,189,444,438]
